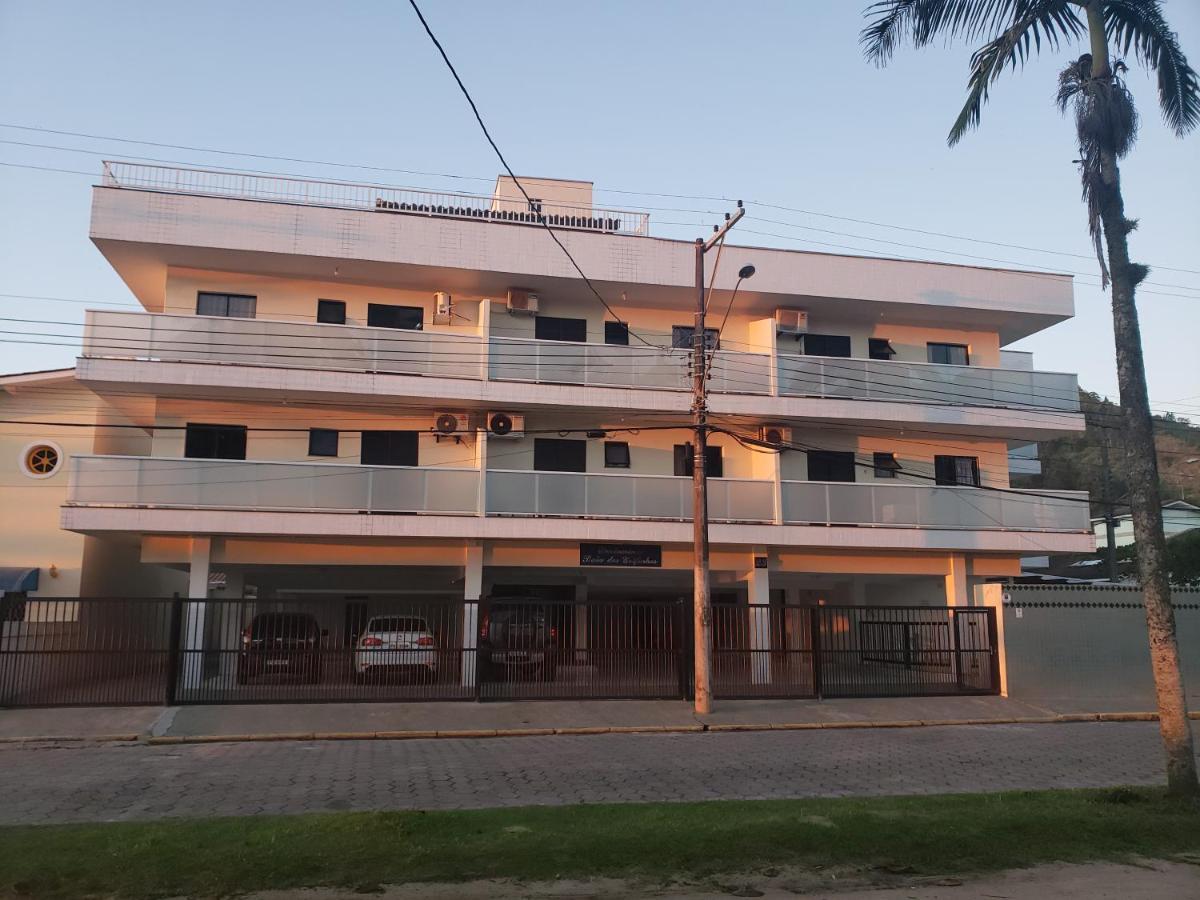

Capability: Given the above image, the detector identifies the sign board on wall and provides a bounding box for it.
[579,543,662,568]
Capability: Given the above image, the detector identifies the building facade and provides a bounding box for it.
[0,162,1093,702]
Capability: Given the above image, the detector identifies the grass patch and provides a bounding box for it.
[1,788,1197,898]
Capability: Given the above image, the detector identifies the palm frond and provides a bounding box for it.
[946,3,1084,145]
[1104,0,1200,136]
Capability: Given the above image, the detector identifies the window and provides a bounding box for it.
[308,428,339,457]
[868,338,896,360]
[317,299,346,324]
[935,455,981,486]
[533,438,587,473]
[367,303,423,330]
[534,316,588,342]
[807,450,856,482]
[873,451,901,478]
[360,431,418,467]
[604,321,630,346]
[604,441,631,468]
[928,342,970,366]
[184,423,247,460]
[672,326,720,351]
[0,593,26,623]
[673,444,723,478]
[196,292,256,318]
[802,333,852,358]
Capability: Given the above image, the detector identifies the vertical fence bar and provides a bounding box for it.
[165,593,183,705]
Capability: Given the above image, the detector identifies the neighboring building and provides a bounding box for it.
[0,162,1093,702]
[1093,500,1200,549]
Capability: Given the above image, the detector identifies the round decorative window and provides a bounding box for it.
[20,441,63,479]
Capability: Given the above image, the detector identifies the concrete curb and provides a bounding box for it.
[2,711,1184,746]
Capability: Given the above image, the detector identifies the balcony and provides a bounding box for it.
[485,470,775,522]
[65,456,1090,534]
[777,355,1079,412]
[488,337,771,395]
[66,456,480,515]
[82,310,485,380]
[101,161,651,236]
[781,482,1089,532]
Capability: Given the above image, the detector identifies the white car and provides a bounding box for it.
[353,615,438,681]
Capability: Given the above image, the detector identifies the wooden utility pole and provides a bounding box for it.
[692,202,744,715]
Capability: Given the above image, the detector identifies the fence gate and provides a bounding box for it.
[1,597,997,707]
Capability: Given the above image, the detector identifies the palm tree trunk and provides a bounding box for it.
[1085,2,1198,799]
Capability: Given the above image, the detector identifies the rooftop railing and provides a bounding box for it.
[100,161,651,236]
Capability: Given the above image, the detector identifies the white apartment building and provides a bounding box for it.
[0,162,1093,705]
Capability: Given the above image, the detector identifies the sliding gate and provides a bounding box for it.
[1,597,997,706]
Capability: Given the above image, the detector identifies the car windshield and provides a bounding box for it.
[490,608,545,626]
[250,614,316,638]
[367,617,429,633]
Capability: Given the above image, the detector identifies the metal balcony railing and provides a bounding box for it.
[82,310,485,380]
[777,354,1080,412]
[780,481,1090,532]
[101,161,651,236]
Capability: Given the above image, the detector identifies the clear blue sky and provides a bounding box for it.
[1,1,1197,413]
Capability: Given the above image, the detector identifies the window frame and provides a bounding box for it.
[307,428,339,457]
[934,455,981,487]
[603,441,631,468]
[317,299,347,325]
[533,437,588,473]
[927,342,970,366]
[360,430,419,467]
[196,292,257,319]
[806,449,857,483]
[872,451,900,479]
[673,443,723,478]
[671,325,720,351]
[534,315,589,343]
[367,303,424,331]
[184,423,248,461]
[604,321,630,346]
[868,338,896,361]
[801,333,853,358]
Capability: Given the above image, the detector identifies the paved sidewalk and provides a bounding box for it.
[0,720,1179,824]
[0,695,1082,742]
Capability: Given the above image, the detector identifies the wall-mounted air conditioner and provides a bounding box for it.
[759,425,793,446]
[432,291,453,325]
[431,412,472,437]
[507,288,539,315]
[486,412,525,439]
[775,308,808,335]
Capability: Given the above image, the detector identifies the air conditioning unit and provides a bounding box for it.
[759,424,793,447]
[507,288,540,315]
[431,412,471,437]
[486,412,525,439]
[432,291,453,325]
[775,308,808,335]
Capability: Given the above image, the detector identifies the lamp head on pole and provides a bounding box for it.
[737,264,756,280]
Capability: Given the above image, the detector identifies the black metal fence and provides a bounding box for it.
[0,596,997,707]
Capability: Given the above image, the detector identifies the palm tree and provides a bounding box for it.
[861,0,1198,798]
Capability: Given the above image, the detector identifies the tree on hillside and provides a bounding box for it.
[860,0,1198,798]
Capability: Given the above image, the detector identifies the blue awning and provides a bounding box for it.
[0,567,39,594]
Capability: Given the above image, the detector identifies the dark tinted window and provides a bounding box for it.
[873,451,900,478]
[672,326,719,350]
[604,441,631,468]
[361,431,419,466]
[534,438,587,473]
[317,299,346,324]
[935,455,981,486]
[367,304,423,330]
[196,292,256,318]
[250,614,317,638]
[184,423,247,460]
[868,338,896,360]
[604,321,630,345]
[674,444,723,477]
[308,428,339,457]
[807,450,856,482]
[803,333,852,358]
[367,617,429,633]
[535,316,588,342]
[928,343,970,366]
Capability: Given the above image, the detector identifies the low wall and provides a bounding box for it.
[996,585,1200,711]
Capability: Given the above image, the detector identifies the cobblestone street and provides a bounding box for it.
[0,721,1179,825]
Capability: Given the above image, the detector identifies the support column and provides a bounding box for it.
[461,541,483,688]
[181,536,211,692]
[747,550,771,685]
[945,553,970,606]
[573,580,588,664]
